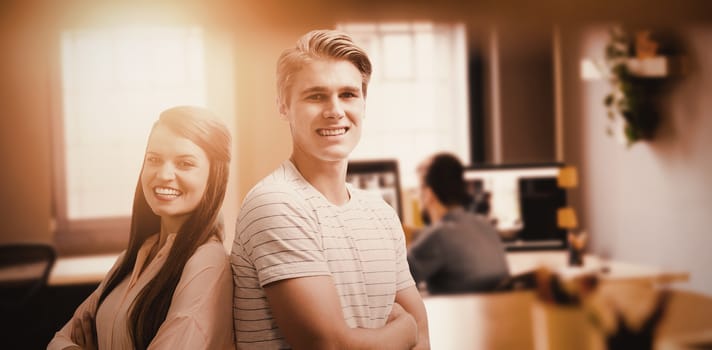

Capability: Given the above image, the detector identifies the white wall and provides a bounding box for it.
[563,24,712,295]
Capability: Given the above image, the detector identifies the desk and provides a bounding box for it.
[506,251,690,284]
[0,262,47,283]
[423,288,712,350]
[47,250,689,286]
[48,254,119,286]
[422,251,693,349]
[424,291,536,349]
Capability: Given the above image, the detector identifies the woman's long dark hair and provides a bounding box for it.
[96,106,231,349]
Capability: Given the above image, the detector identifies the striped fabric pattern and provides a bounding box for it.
[231,160,414,348]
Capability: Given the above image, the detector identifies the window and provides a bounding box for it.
[53,26,208,253]
[338,22,469,188]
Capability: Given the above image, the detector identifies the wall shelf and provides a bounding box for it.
[580,56,683,81]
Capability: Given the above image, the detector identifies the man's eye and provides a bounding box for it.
[340,92,357,98]
[307,94,324,101]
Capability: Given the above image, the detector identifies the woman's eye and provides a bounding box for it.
[145,156,160,164]
[179,161,195,168]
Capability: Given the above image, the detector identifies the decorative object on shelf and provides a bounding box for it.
[634,30,659,59]
[602,26,676,146]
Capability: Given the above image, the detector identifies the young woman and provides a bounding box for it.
[49,106,234,350]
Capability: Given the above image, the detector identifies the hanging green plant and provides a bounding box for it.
[602,27,665,146]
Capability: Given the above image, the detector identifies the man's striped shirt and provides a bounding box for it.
[231,160,414,348]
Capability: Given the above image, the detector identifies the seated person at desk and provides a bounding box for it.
[408,153,510,294]
[48,106,234,349]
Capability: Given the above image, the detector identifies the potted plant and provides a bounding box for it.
[602,27,667,146]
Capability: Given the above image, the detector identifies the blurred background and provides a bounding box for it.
[1,0,712,346]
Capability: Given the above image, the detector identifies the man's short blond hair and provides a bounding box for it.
[276,29,372,104]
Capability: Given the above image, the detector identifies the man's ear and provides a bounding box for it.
[277,98,289,121]
[421,186,434,206]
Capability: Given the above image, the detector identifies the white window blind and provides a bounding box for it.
[59,26,207,220]
[338,22,470,188]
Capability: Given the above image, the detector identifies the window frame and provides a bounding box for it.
[49,25,217,256]
[338,22,471,189]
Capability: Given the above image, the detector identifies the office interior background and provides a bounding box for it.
[2,0,712,338]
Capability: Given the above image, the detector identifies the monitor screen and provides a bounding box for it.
[346,159,403,219]
[464,165,567,250]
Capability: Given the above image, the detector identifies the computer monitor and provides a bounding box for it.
[464,164,567,250]
[346,159,403,219]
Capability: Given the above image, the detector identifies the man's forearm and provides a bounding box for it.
[413,318,430,350]
[343,314,417,350]
[410,302,430,350]
[265,276,417,350]
[396,286,431,350]
[289,315,416,350]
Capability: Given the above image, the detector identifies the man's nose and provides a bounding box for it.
[323,96,345,119]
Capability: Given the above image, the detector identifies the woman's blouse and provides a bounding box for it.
[48,234,234,350]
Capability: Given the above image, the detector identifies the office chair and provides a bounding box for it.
[0,243,56,311]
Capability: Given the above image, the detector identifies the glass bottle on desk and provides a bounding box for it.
[568,231,587,267]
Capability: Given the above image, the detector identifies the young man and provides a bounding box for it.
[408,153,510,294]
[231,30,430,349]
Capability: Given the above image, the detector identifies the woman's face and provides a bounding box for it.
[141,124,210,232]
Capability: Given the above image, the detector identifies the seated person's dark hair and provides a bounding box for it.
[424,153,471,207]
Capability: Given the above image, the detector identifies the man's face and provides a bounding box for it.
[279,59,365,163]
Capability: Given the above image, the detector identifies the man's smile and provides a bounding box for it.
[316,127,349,136]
